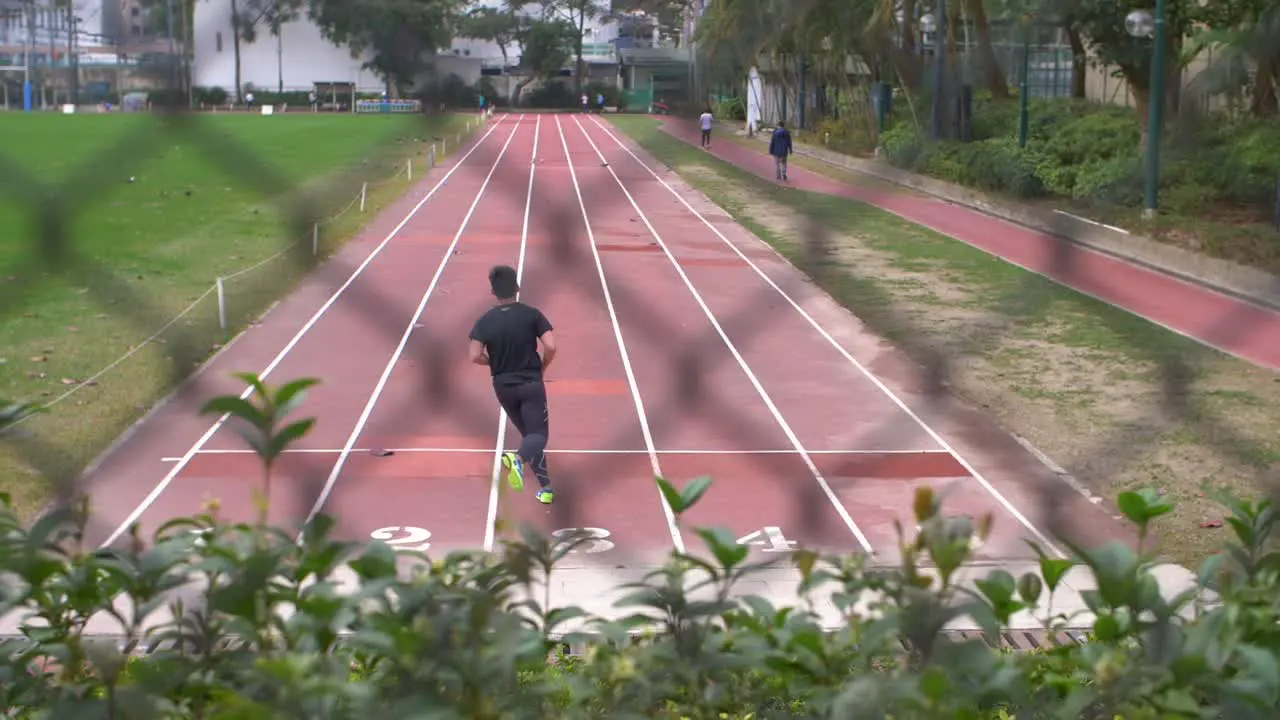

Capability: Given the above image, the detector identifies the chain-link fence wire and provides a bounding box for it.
[2,2,1278,572]
[694,0,1280,543]
[0,107,470,514]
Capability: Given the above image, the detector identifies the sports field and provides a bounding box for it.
[39,111,1161,624]
[0,111,476,515]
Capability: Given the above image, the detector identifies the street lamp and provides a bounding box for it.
[1017,15,1031,147]
[920,3,946,140]
[1126,2,1166,218]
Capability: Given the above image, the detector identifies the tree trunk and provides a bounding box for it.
[1250,53,1279,117]
[1066,24,1086,99]
[575,6,586,94]
[230,0,243,103]
[965,0,1007,99]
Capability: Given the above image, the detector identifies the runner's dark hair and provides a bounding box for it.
[490,265,518,300]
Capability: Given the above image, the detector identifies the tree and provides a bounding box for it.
[307,0,469,95]
[508,0,603,93]
[610,0,689,47]
[1186,0,1280,117]
[1060,0,1197,135]
[511,17,579,102]
[459,5,521,69]
[214,0,301,103]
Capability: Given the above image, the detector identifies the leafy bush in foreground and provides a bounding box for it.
[1,375,1278,718]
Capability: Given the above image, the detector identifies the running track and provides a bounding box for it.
[661,120,1280,371]
[78,112,1128,574]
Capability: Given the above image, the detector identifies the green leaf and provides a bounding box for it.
[1017,571,1043,607]
[679,475,713,510]
[655,476,683,514]
[201,395,268,427]
[695,527,748,570]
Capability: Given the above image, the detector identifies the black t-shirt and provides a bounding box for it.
[469,302,553,385]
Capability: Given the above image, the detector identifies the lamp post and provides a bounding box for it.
[919,10,944,140]
[1018,16,1030,147]
[1126,1,1167,218]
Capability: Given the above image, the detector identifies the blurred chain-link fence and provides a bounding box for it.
[1,0,1278,584]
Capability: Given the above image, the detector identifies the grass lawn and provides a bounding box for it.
[611,115,1280,570]
[0,111,476,517]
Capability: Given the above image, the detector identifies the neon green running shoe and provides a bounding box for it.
[501,452,525,492]
[536,488,555,505]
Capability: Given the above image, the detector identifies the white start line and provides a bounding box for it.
[158,447,953,462]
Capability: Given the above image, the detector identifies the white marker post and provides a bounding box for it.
[312,224,319,255]
[215,277,227,330]
[360,181,367,212]
[406,158,412,180]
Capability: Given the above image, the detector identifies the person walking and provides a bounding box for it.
[469,265,558,504]
[699,107,714,148]
[769,120,793,181]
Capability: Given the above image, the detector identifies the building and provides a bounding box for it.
[190,1,384,95]
[189,0,668,98]
[0,0,161,62]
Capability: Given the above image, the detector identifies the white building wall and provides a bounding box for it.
[192,1,383,92]
[191,0,624,94]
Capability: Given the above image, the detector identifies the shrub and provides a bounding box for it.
[961,137,1046,198]
[3,376,1280,718]
[880,121,932,170]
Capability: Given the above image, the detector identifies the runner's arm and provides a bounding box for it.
[539,330,557,373]
[469,340,490,365]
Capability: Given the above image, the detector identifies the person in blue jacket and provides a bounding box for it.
[768,121,793,181]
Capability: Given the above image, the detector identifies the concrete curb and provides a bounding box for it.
[742,130,1280,313]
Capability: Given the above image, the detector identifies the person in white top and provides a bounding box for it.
[699,108,714,148]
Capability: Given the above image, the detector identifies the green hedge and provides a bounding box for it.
[1,380,1279,718]
[877,98,1280,216]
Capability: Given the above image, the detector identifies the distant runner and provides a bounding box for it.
[699,107,713,148]
[769,120,793,181]
[469,265,558,505]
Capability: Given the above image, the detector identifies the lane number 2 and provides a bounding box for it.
[551,527,615,554]
[736,526,796,553]
[370,526,433,552]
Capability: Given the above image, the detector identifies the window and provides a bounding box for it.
[131,7,139,16]
[216,31,222,52]
[131,24,141,36]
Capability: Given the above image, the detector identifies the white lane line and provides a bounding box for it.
[587,114,1064,557]
[164,447,951,460]
[100,114,509,548]
[555,115,685,554]
[571,116,873,554]
[298,117,528,533]
[483,115,540,552]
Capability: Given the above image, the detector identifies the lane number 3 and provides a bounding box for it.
[370,526,433,552]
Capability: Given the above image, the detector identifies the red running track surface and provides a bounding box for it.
[660,119,1280,371]
[77,112,1129,572]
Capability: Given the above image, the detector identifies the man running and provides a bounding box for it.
[469,265,558,504]
[769,120,793,181]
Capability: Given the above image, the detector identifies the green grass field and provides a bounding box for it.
[0,111,475,516]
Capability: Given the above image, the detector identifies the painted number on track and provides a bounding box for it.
[370,526,433,552]
[736,526,796,553]
[551,527,615,554]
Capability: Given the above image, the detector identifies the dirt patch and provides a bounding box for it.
[680,161,1280,568]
